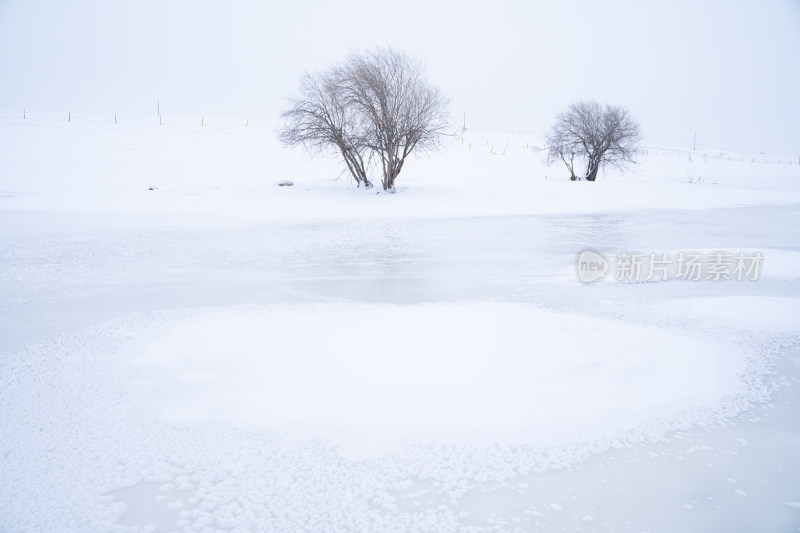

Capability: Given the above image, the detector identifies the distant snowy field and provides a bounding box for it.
[1,113,799,532]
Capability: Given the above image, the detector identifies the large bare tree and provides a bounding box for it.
[545,100,641,181]
[278,69,372,188]
[279,48,449,192]
[341,48,450,191]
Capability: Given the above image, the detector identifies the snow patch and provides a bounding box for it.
[654,296,800,332]
[132,303,746,455]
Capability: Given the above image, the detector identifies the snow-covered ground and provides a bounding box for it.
[1,114,799,532]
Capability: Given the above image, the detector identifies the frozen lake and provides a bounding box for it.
[2,203,799,532]
[3,204,798,350]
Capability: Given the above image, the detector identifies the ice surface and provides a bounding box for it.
[1,116,799,532]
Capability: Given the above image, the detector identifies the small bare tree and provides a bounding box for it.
[279,69,372,188]
[545,100,641,181]
[545,125,580,181]
[342,48,450,191]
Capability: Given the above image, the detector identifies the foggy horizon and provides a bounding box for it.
[1,0,798,154]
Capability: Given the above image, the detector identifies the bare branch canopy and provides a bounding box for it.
[279,48,450,191]
[545,100,641,181]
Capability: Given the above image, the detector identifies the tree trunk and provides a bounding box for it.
[341,148,371,188]
[382,158,399,192]
[585,156,600,181]
[383,169,397,191]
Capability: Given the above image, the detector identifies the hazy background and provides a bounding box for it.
[0,0,798,153]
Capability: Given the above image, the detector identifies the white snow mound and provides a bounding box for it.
[133,303,745,453]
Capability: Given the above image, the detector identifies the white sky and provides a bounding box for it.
[1,0,798,153]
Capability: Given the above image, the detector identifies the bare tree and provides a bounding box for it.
[280,48,449,192]
[545,100,641,181]
[279,69,372,188]
[341,48,450,191]
[545,125,580,181]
